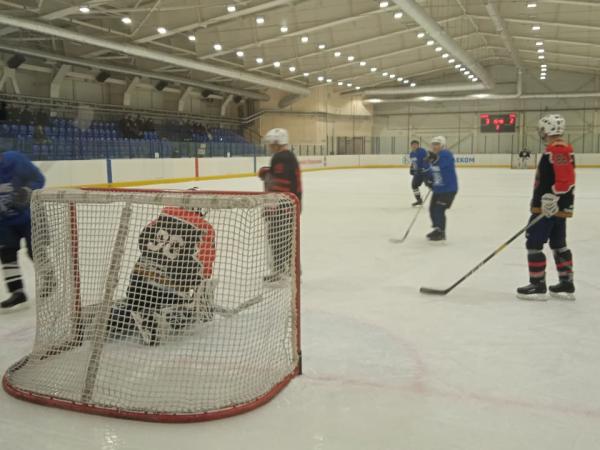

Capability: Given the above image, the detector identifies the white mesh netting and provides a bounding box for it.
[3,188,300,421]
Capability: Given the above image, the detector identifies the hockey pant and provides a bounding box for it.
[525,215,573,284]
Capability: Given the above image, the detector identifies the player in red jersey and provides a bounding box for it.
[517,114,576,301]
[258,128,302,283]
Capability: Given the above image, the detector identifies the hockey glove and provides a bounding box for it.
[426,151,439,164]
[424,177,434,189]
[13,187,33,209]
[541,193,559,217]
[258,166,270,180]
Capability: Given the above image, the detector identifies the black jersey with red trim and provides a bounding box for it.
[266,150,302,204]
[531,139,575,218]
[134,207,216,290]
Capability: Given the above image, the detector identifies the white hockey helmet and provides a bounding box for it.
[430,136,447,147]
[538,114,565,139]
[264,128,289,146]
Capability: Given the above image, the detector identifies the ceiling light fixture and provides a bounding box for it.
[157,27,167,34]
[338,81,344,86]
[273,61,281,68]
[397,77,403,82]
[532,25,541,31]
[370,67,377,72]
[280,26,288,33]
[536,41,544,46]
[403,79,410,84]
[360,61,367,66]
[379,1,389,8]
[121,17,132,25]
[426,40,435,46]
[459,67,466,72]
[390,74,396,78]
[442,53,449,59]
[347,56,355,62]
[538,55,545,59]
[346,82,353,87]
[227,5,236,13]
[301,36,309,43]
[334,51,342,57]
[213,43,223,51]
[410,82,416,87]
[472,77,478,82]
[188,35,196,42]
[464,70,470,75]
[355,86,361,90]
[236,50,245,57]
[435,46,443,52]
[256,16,265,25]
[382,72,389,76]
[317,76,325,82]
[455,64,461,69]
[394,12,403,19]
[448,58,455,64]
[421,96,434,101]
[289,66,297,72]
[256,57,264,64]
[303,72,310,77]
[318,43,326,50]
[326,78,332,83]
[417,32,425,39]
[527,2,537,8]
[79,6,90,13]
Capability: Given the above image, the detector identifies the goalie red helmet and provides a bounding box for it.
[538,114,566,139]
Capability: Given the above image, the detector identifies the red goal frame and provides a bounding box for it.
[3,188,302,422]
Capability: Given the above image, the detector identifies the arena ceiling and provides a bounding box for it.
[0,0,598,99]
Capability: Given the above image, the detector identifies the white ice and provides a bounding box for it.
[2,168,600,450]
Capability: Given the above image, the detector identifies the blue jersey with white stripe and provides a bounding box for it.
[429,149,458,193]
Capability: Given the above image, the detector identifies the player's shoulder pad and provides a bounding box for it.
[161,207,213,232]
[545,141,573,163]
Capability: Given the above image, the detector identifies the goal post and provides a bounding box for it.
[3,188,301,422]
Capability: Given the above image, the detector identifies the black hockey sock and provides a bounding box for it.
[553,247,573,282]
[527,249,546,284]
[0,247,24,293]
[413,189,422,201]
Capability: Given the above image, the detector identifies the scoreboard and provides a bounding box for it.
[480,113,517,133]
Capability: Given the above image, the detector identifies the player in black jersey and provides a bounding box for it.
[258,128,302,283]
[517,114,576,301]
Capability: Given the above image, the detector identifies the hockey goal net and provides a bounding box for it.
[3,188,301,422]
[511,152,538,169]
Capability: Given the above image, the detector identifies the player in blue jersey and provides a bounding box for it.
[424,136,458,242]
[408,139,430,206]
[0,150,45,311]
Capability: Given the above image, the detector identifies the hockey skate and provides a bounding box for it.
[0,291,28,312]
[516,282,548,301]
[426,228,445,242]
[549,281,576,301]
[412,199,423,207]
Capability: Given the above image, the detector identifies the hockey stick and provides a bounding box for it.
[420,214,546,296]
[212,295,264,317]
[390,189,432,244]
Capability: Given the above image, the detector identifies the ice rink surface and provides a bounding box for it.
[2,167,600,450]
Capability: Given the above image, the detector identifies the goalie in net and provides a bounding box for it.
[108,207,217,346]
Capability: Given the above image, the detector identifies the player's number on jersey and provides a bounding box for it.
[147,228,185,260]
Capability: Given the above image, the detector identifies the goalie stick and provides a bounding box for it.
[390,189,432,244]
[420,214,546,296]
[212,295,264,317]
